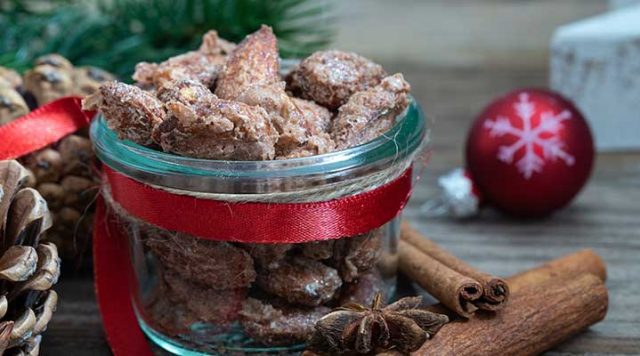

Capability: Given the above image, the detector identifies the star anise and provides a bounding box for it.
[307,293,448,355]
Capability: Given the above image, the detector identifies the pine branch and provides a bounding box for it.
[0,0,334,78]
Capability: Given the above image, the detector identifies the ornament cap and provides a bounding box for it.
[421,168,480,218]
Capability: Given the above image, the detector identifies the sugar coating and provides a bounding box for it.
[337,270,386,306]
[133,30,234,89]
[275,97,337,159]
[300,240,335,260]
[144,228,257,289]
[238,82,338,159]
[241,243,293,269]
[92,28,411,161]
[154,91,278,160]
[256,256,342,306]
[292,97,333,135]
[240,298,330,345]
[162,270,246,324]
[155,79,213,105]
[215,25,280,100]
[86,26,414,348]
[146,284,199,336]
[276,132,335,159]
[236,82,307,151]
[82,81,166,145]
[332,229,383,282]
[286,50,387,109]
[331,73,411,149]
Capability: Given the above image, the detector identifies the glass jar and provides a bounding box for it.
[91,98,427,355]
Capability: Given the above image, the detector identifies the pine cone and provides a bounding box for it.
[0,55,113,264]
[0,85,29,125]
[23,134,98,264]
[0,160,61,355]
[0,65,38,124]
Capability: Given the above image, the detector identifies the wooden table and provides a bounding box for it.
[40,65,640,355]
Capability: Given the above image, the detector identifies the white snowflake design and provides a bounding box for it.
[483,92,575,179]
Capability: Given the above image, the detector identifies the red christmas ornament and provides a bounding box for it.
[465,88,594,217]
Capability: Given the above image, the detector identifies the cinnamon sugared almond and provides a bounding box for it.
[331,74,410,149]
[156,96,278,160]
[144,228,257,289]
[82,81,166,145]
[256,257,342,306]
[215,25,279,100]
[240,298,330,346]
[286,50,387,109]
[133,30,234,89]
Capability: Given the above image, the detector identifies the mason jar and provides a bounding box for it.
[90,97,427,355]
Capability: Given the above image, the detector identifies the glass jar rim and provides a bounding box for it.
[91,97,427,192]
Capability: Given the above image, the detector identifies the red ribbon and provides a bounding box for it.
[104,165,413,243]
[0,96,94,160]
[94,199,153,356]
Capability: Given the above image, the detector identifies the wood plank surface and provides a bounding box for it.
[39,63,640,355]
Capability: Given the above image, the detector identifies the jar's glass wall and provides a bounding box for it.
[115,209,400,354]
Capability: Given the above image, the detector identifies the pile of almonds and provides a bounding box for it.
[84,25,411,161]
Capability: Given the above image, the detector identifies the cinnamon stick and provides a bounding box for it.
[418,273,607,355]
[400,222,509,312]
[398,240,482,318]
[424,248,607,317]
[507,248,606,292]
[416,250,609,356]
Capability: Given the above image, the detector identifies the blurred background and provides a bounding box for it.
[336,0,606,69]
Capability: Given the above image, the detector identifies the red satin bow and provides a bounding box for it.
[94,199,153,356]
[0,97,93,160]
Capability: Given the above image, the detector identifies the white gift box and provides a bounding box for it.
[609,0,640,10]
[550,5,640,151]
